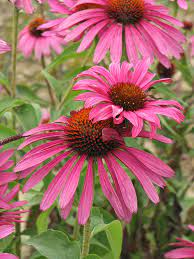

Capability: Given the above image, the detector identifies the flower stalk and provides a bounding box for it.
[81,218,91,258]
[11,5,19,98]
[72,217,80,240]
[41,56,56,106]
[0,134,24,146]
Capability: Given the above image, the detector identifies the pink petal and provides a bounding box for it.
[78,157,94,225]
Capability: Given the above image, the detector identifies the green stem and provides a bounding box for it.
[11,7,21,256]
[41,56,56,106]
[11,6,19,98]
[57,81,73,111]
[72,216,80,240]
[81,219,91,258]
[1,84,11,96]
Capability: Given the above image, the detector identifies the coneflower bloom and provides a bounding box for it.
[73,61,184,137]
[10,0,45,14]
[0,184,27,239]
[173,0,194,10]
[0,147,17,186]
[39,108,51,125]
[14,108,174,225]
[165,225,194,258]
[57,0,185,67]
[191,36,194,56]
[0,254,18,259]
[0,39,11,54]
[39,0,75,38]
[18,17,65,60]
[48,0,74,14]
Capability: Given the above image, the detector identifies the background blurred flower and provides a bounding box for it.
[18,17,66,60]
[57,0,185,67]
[10,0,45,14]
[165,225,194,258]
[175,0,194,10]
[14,108,174,225]
[0,39,11,54]
[47,0,74,14]
[0,254,18,259]
[0,147,17,186]
[191,36,194,56]
[73,61,184,137]
[0,184,27,238]
[39,108,51,125]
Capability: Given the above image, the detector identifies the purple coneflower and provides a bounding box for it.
[0,147,17,186]
[10,0,45,14]
[18,17,65,60]
[0,39,11,54]
[165,225,194,258]
[14,108,174,225]
[0,184,27,239]
[56,0,185,67]
[73,61,184,137]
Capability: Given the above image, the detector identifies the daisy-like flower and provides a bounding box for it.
[38,1,75,38]
[18,17,65,60]
[165,225,194,258]
[39,108,51,125]
[191,36,194,56]
[48,0,74,14]
[0,39,11,54]
[0,254,18,259]
[10,0,45,14]
[0,184,27,238]
[73,61,184,137]
[0,147,17,186]
[14,108,174,225]
[172,0,194,10]
[57,0,185,67]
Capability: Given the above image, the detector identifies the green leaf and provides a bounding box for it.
[42,70,63,96]
[36,205,55,234]
[17,85,47,105]
[0,235,13,252]
[0,97,26,117]
[45,43,87,72]
[91,220,123,259]
[0,72,10,87]
[15,103,41,131]
[26,230,80,259]
[174,58,193,85]
[84,255,101,259]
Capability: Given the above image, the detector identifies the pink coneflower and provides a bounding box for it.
[0,184,27,238]
[73,61,184,137]
[14,108,174,225]
[172,0,194,10]
[0,147,17,186]
[191,36,194,56]
[18,17,65,60]
[165,225,194,258]
[0,254,18,259]
[0,39,11,54]
[57,0,185,67]
[48,0,74,14]
[39,1,74,38]
[39,108,51,125]
[10,0,45,14]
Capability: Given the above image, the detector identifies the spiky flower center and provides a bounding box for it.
[109,83,146,111]
[76,3,102,11]
[29,18,46,37]
[66,108,120,157]
[107,0,145,24]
